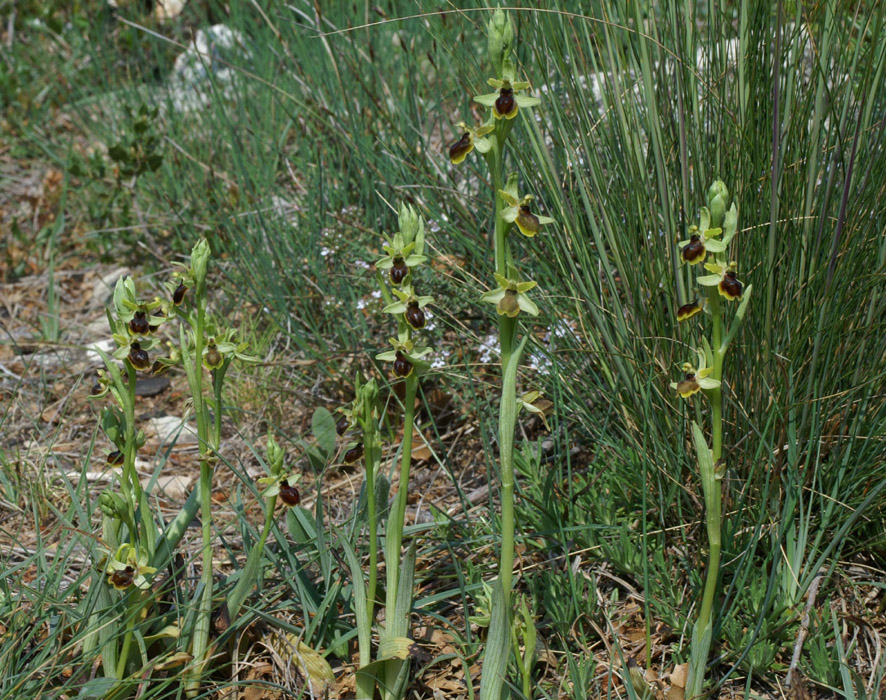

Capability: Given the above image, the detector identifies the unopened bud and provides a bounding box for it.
[706,180,729,229]
[488,7,515,79]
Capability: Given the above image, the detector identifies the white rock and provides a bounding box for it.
[146,416,200,446]
[92,268,131,305]
[142,474,194,500]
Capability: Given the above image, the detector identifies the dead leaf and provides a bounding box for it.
[670,662,688,688]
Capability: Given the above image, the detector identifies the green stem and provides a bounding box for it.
[123,363,141,511]
[385,376,418,612]
[688,288,726,696]
[187,301,213,696]
[710,290,724,462]
[115,594,140,679]
[365,424,378,632]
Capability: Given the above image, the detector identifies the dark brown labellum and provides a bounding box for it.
[151,360,167,376]
[495,88,516,117]
[677,300,702,322]
[129,312,150,335]
[390,259,409,286]
[681,234,705,263]
[720,270,743,299]
[128,343,150,370]
[344,442,364,464]
[516,206,540,236]
[336,415,349,436]
[107,450,124,466]
[91,382,103,396]
[279,479,301,506]
[111,566,135,588]
[393,351,413,378]
[173,281,187,305]
[448,133,472,162]
[405,302,425,330]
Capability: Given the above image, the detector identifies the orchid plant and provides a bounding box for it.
[341,203,434,700]
[84,239,273,696]
[447,8,553,699]
[671,181,752,697]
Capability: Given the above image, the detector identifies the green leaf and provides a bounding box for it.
[340,535,370,664]
[312,407,337,457]
[479,581,511,700]
[286,506,316,545]
[78,676,118,698]
[226,531,266,619]
[378,635,413,660]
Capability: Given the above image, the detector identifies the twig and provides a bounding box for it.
[786,572,823,688]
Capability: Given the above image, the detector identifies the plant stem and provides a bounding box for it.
[688,288,726,696]
[386,375,417,610]
[187,303,213,696]
[365,423,378,632]
[115,595,139,679]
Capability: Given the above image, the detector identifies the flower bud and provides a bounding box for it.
[706,180,729,229]
[190,238,211,289]
[266,432,285,475]
[398,203,419,243]
[358,378,379,409]
[487,7,515,79]
[99,491,128,520]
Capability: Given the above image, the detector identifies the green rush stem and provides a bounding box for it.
[365,426,378,631]
[386,376,418,609]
